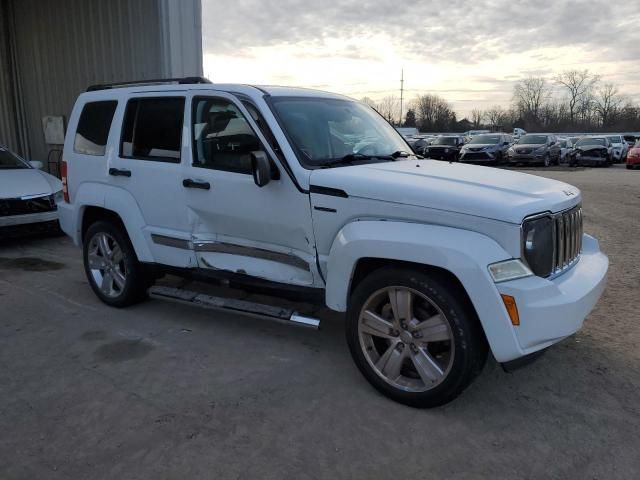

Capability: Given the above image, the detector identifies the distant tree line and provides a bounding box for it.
[361,69,640,133]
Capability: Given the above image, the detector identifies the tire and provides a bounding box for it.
[83,220,151,307]
[346,267,488,408]
[627,164,633,170]
[543,154,550,167]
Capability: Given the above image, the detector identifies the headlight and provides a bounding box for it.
[522,215,554,277]
[507,147,514,155]
[534,146,546,153]
[54,190,64,204]
[488,259,533,283]
[576,153,581,158]
[444,148,449,153]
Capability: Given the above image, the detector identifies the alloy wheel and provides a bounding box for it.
[358,286,455,392]
[87,232,127,298]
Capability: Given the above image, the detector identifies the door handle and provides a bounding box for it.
[109,168,131,177]
[183,179,211,190]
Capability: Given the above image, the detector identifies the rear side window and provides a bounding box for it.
[74,101,118,156]
[121,97,184,162]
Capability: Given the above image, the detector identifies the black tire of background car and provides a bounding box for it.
[83,221,152,307]
[345,267,488,408]
[543,154,551,167]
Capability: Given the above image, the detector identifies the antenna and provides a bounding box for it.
[399,68,404,126]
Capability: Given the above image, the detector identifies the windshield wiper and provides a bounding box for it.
[321,153,393,168]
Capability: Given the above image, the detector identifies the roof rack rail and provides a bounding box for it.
[86,76,212,92]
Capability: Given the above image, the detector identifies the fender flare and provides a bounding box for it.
[74,182,154,262]
[325,220,523,362]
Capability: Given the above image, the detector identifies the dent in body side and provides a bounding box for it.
[324,220,525,362]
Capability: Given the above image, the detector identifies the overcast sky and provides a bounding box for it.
[202,0,640,118]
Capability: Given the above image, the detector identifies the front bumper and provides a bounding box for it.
[0,210,58,227]
[575,156,608,166]
[459,151,498,162]
[496,234,607,356]
[508,153,545,163]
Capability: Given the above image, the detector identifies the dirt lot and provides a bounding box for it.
[1,166,639,479]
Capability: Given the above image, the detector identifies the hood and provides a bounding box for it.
[514,143,546,149]
[0,168,61,199]
[463,143,499,149]
[309,160,581,224]
[576,145,607,152]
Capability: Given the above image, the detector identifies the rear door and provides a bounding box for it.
[107,93,195,267]
[182,90,318,287]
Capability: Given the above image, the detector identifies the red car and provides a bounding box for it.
[627,142,640,169]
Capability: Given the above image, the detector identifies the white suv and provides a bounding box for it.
[58,78,608,407]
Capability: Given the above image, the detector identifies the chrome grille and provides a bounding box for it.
[551,206,583,275]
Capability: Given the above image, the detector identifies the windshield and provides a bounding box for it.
[518,135,547,144]
[468,135,500,144]
[576,138,605,146]
[432,137,458,146]
[0,147,30,169]
[607,136,621,143]
[269,97,409,167]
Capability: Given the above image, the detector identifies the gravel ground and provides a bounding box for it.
[0,165,638,479]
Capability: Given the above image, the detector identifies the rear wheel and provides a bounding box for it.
[83,221,151,307]
[346,267,487,408]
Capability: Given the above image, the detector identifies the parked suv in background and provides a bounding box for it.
[424,135,465,161]
[459,133,511,165]
[58,78,608,407]
[507,134,561,166]
[606,135,628,163]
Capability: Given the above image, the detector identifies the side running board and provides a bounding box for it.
[149,285,320,329]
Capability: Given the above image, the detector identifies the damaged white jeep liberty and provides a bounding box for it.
[58,78,608,407]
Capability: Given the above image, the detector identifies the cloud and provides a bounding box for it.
[201,0,640,113]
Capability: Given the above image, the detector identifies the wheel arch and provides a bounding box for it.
[325,220,524,362]
[75,183,153,262]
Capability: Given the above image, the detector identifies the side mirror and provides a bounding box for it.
[250,151,272,187]
[29,160,43,169]
[503,141,509,146]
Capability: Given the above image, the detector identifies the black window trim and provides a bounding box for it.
[74,100,119,157]
[118,96,185,164]
[190,94,274,176]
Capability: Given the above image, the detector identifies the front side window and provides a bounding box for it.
[269,97,408,168]
[121,97,184,162]
[192,97,260,174]
[74,101,118,156]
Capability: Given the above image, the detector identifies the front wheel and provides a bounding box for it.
[543,154,551,167]
[83,221,151,307]
[346,268,488,408]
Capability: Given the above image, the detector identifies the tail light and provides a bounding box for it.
[61,159,70,202]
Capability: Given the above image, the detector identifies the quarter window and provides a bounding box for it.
[74,101,118,156]
[120,97,184,162]
[192,97,260,174]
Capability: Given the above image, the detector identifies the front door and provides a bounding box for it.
[182,91,318,287]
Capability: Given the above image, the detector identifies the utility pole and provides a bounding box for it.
[399,68,404,127]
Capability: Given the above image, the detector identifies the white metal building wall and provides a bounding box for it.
[0,0,202,166]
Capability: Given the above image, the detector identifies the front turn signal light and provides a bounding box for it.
[501,294,520,326]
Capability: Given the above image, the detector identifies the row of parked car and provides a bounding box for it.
[401,130,640,168]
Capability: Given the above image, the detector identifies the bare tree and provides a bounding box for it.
[360,96,378,109]
[513,77,551,126]
[594,83,623,128]
[555,70,600,125]
[484,106,505,129]
[413,94,455,131]
[377,95,400,124]
[471,109,484,128]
